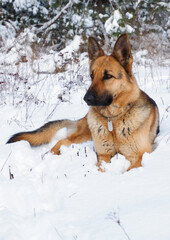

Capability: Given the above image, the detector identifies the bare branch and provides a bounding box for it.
[107,210,131,240]
[36,0,74,35]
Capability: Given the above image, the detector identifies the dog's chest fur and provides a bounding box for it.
[87,99,151,154]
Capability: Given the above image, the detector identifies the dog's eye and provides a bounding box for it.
[90,72,94,80]
[103,70,115,80]
[103,73,114,80]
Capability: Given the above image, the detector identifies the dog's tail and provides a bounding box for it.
[7,120,76,146]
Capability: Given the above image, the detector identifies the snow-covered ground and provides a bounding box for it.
[0,36,170,240]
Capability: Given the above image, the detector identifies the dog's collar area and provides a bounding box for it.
[110,103,131,118]
[108,118,113,132]
[94,103,132,131]
[106,103,132,132]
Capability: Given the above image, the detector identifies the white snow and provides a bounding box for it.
[105,10,135,34]
[0,23,16,46]
[0,34,170,240]
[125,24,135,33]
[13,0,48,15]
[105,10,122,34]
[72,14,82,26]
[84,17,93,28]
[126,12,133,19]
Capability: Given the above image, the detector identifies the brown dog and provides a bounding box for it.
[7,34,159,171]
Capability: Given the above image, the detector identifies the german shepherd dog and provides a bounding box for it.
[7,34,159,171]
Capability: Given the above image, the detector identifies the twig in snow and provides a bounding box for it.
[54,227,64,240]
[69,192,77,198]
[41,150,50,160]
[0,151,12,173]
[166,135,170,143]
[160,105,170,125]
[9,165,14,180]
[107,210,131,240]
[44,103,60,122]
[73,235,78,240]
[84,147,87,157]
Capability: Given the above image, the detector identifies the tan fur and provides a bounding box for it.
[7,120,77,146]
[51,116,91,154]
[7,34,159,171]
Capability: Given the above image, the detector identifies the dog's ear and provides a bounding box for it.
[112,34,133,76]
[88,37,104,61]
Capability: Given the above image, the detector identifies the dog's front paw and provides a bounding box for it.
[50,147,61,155]
[97,161,106,172]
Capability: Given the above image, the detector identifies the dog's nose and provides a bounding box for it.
[84,92,95,105]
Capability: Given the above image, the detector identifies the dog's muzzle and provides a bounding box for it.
[84,89,113,106]
[84,91,95,106]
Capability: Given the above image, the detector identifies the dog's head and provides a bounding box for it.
[84,34,134,106]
